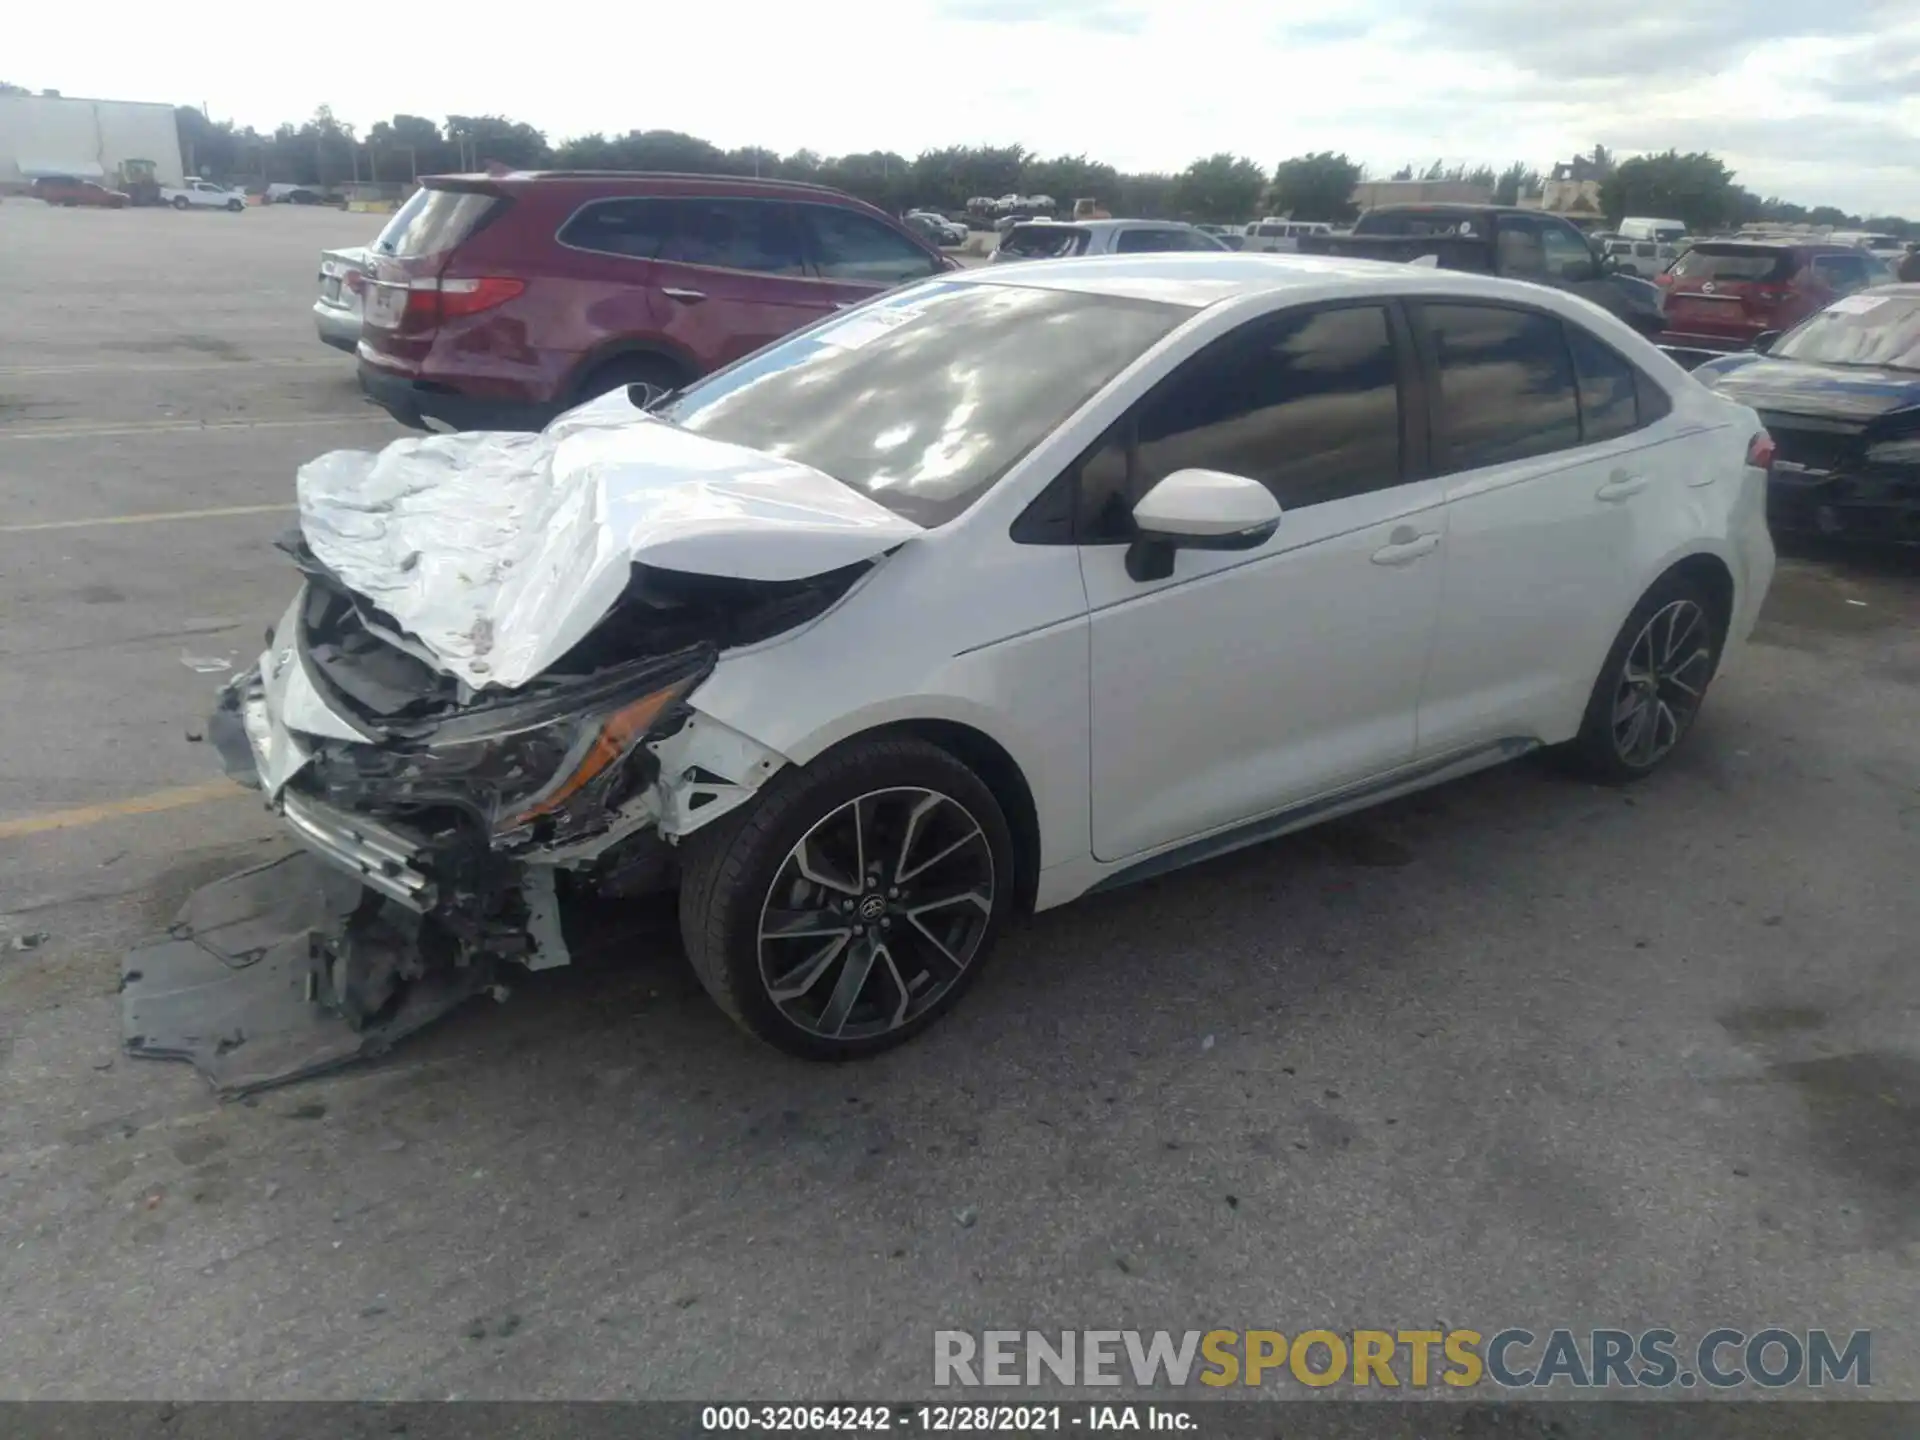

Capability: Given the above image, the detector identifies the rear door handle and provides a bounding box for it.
[1596,471,1649,502]
[660,287,707,303]
[1370,528,1441,566]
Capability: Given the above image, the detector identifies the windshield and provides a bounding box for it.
[1773,294,1920,371]
[655,280,1186,526]
[1000,225,1088,259]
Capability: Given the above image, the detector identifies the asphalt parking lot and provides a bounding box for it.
[1,198,1917,1404]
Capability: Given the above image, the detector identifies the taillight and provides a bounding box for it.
[345,270,365,295]
[437,276,525,318]
[1746,431,1776,472]
[398,276,525,332]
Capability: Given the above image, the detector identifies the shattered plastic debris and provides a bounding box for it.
[8,931,50,952]
[180,652,234,674]
[294,389,921,690]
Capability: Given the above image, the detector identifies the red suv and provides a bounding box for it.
[32,176,130,208]
[357,172,957,431]
[1656,240,1892,355]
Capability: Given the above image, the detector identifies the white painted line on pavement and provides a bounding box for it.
[0,415,380,442]
[0,503,296,534]
[0,358,344,378]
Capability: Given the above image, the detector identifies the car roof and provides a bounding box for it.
[955,250,1553,308]
[422,169,862,201]
[1694,239,1863,253]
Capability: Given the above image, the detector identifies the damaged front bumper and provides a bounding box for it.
[132,581,793,1093]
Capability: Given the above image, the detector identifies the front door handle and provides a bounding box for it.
[660,287,707,303]
[1596,471,1649,502]
[1370,528,1441,566]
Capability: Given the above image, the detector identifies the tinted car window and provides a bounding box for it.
[1418,303,1581,471]
[1114,228,1188,253]
[1565,323,1641,443]
[373,187,499,257]
[660,198,806,275]
[799,205,942,284]
[556,197,674,258]
[1666,245,1793,284]
[657,282,1184,528]
[1811,253,1870,294]
[1077,305,1403,537]
[1538,220,1597,279]
[1495,218,1549,277]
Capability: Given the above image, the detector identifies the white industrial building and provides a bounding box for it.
[0,93,185,189]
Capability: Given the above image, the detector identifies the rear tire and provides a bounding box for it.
[571,353,685,408]
[171,195,190,211]
[227,198,244,212]
[678,736,1016,1060]
[1561,572,1725,784]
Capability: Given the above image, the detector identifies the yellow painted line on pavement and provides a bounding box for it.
[0,781,245,840]
[0,415,378,442]
[0,502,296,534]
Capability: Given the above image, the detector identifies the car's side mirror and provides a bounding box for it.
[1752,331,1781,355]
[1125,469,1281,582]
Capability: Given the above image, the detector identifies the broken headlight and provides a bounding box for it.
[305,652,709,843]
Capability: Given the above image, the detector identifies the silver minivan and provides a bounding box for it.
[1241,219,1334,253]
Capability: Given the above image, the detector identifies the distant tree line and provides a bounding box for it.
[161,103,1914,237]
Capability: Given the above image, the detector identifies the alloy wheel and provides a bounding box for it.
[1610,599,1713,769]
[756,787,995,1041]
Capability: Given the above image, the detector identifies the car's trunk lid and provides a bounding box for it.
[294,388,922,692]
[1660,244,1795,337]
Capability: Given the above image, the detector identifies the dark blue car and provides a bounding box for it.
[1693,285,1920,543]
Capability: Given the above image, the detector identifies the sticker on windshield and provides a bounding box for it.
[818,307,920,350]
[1827,294,1890,316]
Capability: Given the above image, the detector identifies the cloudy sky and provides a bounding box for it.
[21,0,1920,215]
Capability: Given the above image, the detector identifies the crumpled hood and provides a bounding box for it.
[296,391,922,690]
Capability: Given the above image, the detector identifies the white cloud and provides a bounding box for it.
[16,0,1920,214]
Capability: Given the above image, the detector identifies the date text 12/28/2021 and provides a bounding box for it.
[700,1405,1192,1432]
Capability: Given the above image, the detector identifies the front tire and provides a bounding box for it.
[1563,572,1724,783]
[226,198,244,212]
[678,736,1015,1059]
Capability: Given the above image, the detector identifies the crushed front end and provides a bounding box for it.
[126,398,908,1092]
[130,561,720,1092]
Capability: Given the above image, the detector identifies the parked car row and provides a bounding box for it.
[306,169,1917,555]
[993,218,1231,261]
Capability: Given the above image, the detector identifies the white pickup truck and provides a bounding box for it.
[162,178,247,212]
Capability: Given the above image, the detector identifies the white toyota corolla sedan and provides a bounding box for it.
[177,252,1776,1080]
